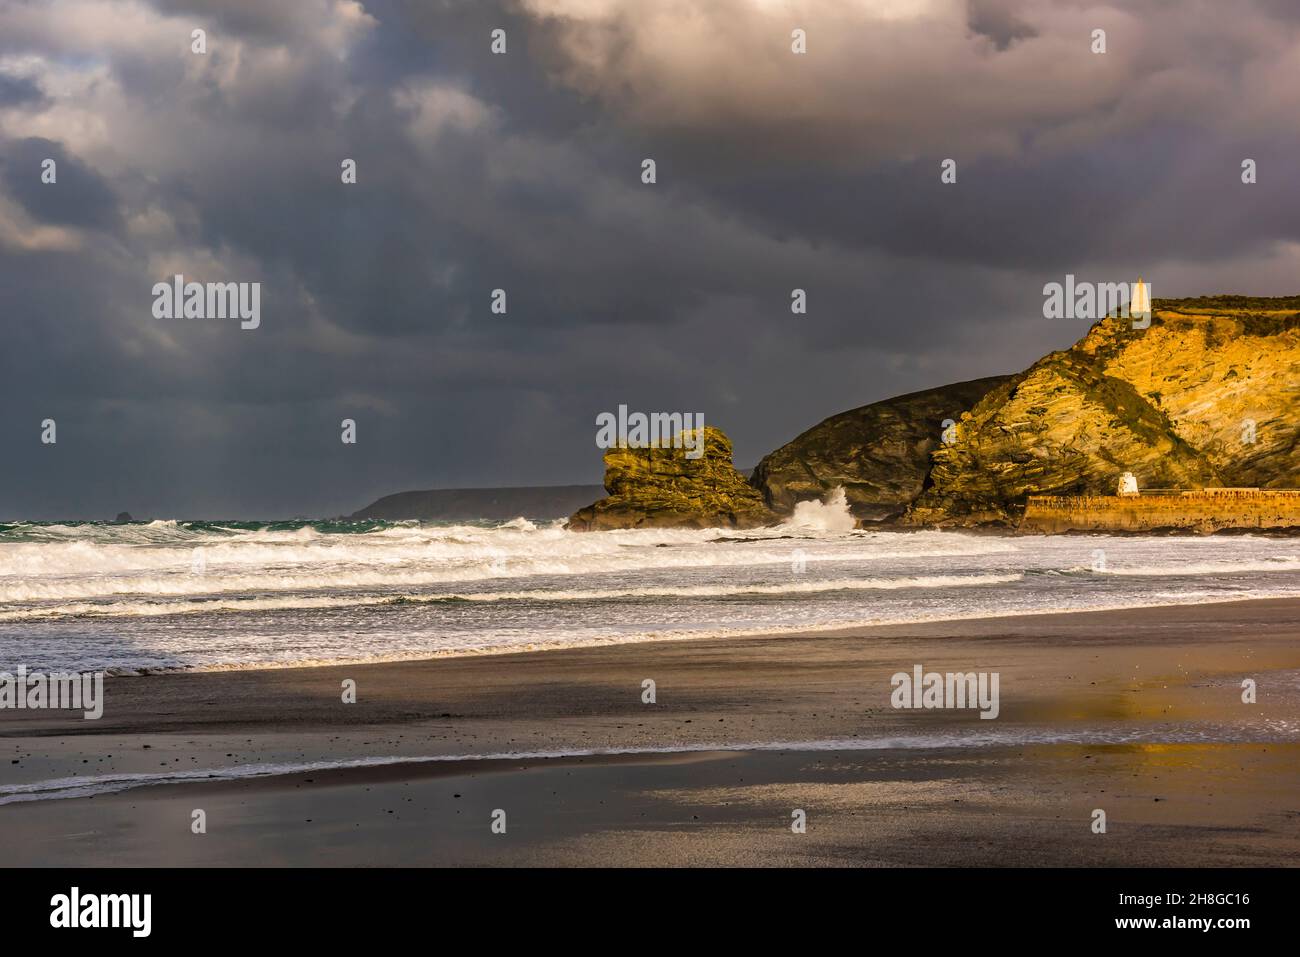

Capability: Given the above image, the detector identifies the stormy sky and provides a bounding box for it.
[2,0,1299,519]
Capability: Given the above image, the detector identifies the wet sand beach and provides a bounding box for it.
[3,598,1298,866]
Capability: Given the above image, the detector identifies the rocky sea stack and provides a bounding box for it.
[567,426,775,531]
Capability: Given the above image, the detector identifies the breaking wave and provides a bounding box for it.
[0,572,1024,622]
[2,517,1297,672]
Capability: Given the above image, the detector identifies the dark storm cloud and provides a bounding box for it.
[0,137,122,229]
[1,0,1299,518]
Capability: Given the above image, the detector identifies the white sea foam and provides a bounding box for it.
[3,520,1298,673]
[11,588,1298,677]
[0,524,1013,579]
[1092,557,1299,576]
[0,572,1025,622]
[785,487,857,532]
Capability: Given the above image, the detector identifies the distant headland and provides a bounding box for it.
[351,485,604,523]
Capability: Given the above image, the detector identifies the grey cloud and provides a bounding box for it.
[967,0,1037,50]
[0,72,44,106]
[0,137,122,229]
[0,0,1297,519]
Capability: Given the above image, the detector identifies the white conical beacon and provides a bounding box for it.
[1130,278,1150,318]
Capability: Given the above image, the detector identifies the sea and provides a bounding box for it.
[2,496,1298,674]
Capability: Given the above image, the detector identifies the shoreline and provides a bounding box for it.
[4,595,1296,743]
[4,595,1298,865]
[38,591,1300,677]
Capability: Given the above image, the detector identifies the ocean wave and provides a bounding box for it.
[0,573,1024,622]
[4,521,1298,674]
[1044,557,1300,577]
[783,487,858,532]
[0,524,1028,596]
[7,589,1299,674]
[410,572,1026,603]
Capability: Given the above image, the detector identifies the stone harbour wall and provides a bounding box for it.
[1020,490,1300,533]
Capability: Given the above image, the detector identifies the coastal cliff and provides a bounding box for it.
[567,427,775,531]
[907,299,1300,526]
[405,297,1299,534]
[751,376,1011,522]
